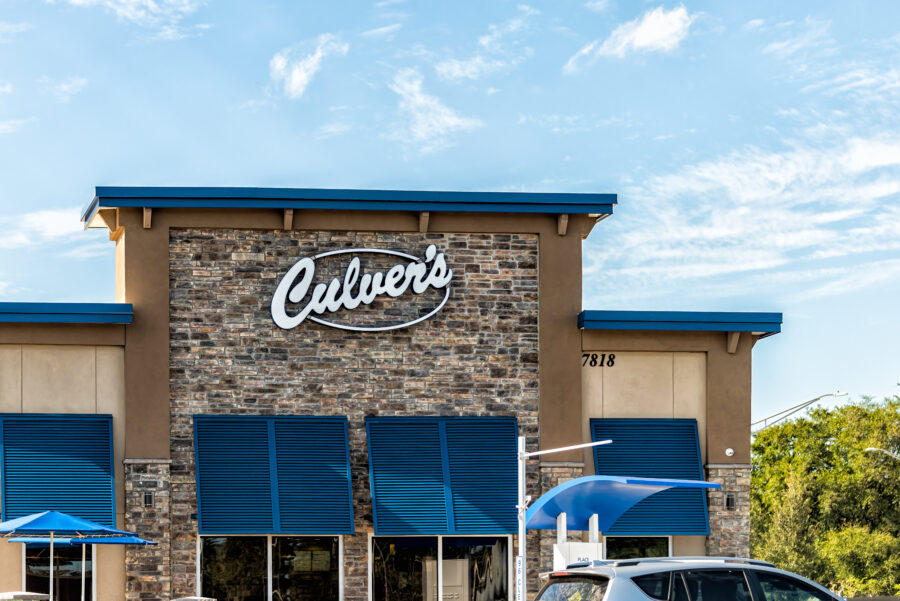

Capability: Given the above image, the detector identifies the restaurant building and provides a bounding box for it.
[0,187,781,601]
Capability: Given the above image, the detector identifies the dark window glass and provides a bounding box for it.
[683,570,752,601]
[442,537,509,601]
[606,537,668,559]
[25,545,92,601]
[755,571,837,601]
[202,536,267,601]
[671,573,690,601]
[633,572,671,600]
[373,537,438,601]
[536,577,609,601]
[272,537,339,601]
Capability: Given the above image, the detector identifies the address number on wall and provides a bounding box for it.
[582,353,615,367]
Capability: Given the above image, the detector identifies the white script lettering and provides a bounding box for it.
[271,245,453,332]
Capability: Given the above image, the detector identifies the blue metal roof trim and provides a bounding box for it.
[578,310,782,336]
[82,186,617,222]
[0,303,133,324]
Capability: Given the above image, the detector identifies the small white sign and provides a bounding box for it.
[271,245,452,332]
[515,555,525,601]
[553,542,603,570]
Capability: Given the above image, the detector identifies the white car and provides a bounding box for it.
[536,557,844,601]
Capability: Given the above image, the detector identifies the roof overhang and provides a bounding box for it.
[578,310,782,338]
[81,186,617,229]
[0,303,133,324]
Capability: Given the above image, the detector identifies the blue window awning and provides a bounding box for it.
[590,418,710,535]
[366,416,517,535]
[1,415,116,527]
[194,415,354,535]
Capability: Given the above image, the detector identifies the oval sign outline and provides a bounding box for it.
[277,247,452,332]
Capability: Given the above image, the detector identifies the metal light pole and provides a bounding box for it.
[751,391,847,433]
[865,447,900,461]
[516,436,611,601]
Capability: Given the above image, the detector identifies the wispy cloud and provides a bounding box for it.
[584,135,900,304]
[386,68,482,155]
[0,82,12,94]
[60,242,112,260]
[435,5,538,81]
[584,0,611,13]
[0,22,29,43]
[269,34,349,100]
[518,113,637,134]
[315,121,353,139]
[361,23,402,39]
[40,76,89,102]
[564,5,695,72]
[744,18,765,31]
[0,207,83,249]
[0,119,32,135]
[762,17,832,61]
[51,0,209,39]
[374,0,405,7]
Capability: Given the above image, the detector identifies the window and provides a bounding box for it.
[372,536,509,601]
[606,537,669,559]
[200,536,341,601]
[632,572,670,600]
[754,571,837,601]
[25,545,92,601]
[536,577,609,601]
[682,570,752,601]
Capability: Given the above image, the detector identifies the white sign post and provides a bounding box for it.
[516,436,611,601]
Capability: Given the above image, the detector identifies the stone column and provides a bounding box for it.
[124,460,172,601]
[538,462,585,574]
[705,463,751,557]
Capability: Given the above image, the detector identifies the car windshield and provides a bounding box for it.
[537,576,609,601]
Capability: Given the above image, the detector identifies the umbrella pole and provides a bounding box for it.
[49,532,54,601]
[82,543,87,601]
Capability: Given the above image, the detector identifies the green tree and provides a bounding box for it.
[751,396,900,595]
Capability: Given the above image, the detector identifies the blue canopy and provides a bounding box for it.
[526,475,721,531]
[0,511,137,538]
[8,536,156,546]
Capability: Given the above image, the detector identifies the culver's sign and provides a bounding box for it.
[271,245,452,332]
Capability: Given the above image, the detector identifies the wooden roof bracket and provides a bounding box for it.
[283,208,294,230]
[419,211,430,233]
[143,207,152,229]
[727,331,741,354]
[557,214,569,236]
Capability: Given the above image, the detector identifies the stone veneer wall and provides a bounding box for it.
[538,462,584,572]
[162,229,540,600]
[124,461,172,600]
[705,464,751,557]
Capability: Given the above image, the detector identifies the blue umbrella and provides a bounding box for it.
[0,511,152,601]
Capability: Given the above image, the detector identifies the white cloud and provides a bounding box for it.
[583,135,900,304]
[0,207,84,249]
[0,119,31,134]
[40,76,89,102]
[270,34,349,100]
[374,0,405,7]
[0,22,30,43]
[744,19,765,31]
[60,242,112,260]
[584,0,611,13]
[50,0,208,39]
[435,5,537,81]
[0,82,12,94]
[386,68,482,155]
[361,23,401,39]
[315,121,352,139]
[564,5,695,72]
[763,18,832,60]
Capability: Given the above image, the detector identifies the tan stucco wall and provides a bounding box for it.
[0,344,126,598]
[581,350,708,555]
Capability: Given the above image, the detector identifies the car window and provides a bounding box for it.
[682,569,752,601]
[633,572,670,600]
[537,577,610,601]
[671,573,690,601]
[754,571,837,601]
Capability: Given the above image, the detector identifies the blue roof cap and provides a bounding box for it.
[578,310,782,337]
[0,303,133,325]
[82,186,617,224]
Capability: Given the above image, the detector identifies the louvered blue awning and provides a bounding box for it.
[366,416,517,535]
[590,418,710,535]
[193,415,354,535]
[0,415,116,527]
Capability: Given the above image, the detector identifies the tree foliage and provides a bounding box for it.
[751,396,900,597]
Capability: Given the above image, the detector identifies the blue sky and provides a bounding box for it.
[1,0,898,419]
